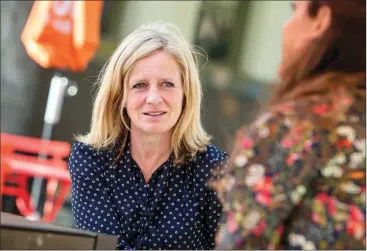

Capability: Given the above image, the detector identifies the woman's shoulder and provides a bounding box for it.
[254,91,364,135]
[275,90,364,123]
[193,144,229,169]
[242,94,365,167]
[69,141,114,176]
[70,141,111,160]
[199,144,228,161]
[190,145,229,190]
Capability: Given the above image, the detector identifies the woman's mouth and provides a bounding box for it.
[143,112,166,117]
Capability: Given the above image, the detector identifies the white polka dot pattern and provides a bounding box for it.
[68,141,228,250]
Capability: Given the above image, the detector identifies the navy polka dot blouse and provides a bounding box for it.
[68,139,228,250]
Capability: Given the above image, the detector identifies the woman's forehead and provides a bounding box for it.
[128,52,181,80]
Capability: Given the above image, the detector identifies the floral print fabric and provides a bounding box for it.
[211,89,366,250]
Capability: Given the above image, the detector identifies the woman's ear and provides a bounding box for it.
[310,5,332,40]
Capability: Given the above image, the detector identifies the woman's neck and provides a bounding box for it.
[130,130,172,183]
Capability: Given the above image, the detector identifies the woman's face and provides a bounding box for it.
[278,1,329,81]
[126,50,184,137]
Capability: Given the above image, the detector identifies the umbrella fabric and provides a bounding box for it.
[21,1,104,72]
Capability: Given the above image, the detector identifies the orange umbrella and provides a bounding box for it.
[21,1,104,72]
[19,1,104,217]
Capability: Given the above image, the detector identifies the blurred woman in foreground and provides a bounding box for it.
[211,0,366,249]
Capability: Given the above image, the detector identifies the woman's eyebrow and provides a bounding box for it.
[130,78,146,83]
[160,77,177,82]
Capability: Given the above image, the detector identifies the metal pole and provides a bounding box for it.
[30,123,54,215]
[29,72,73,219]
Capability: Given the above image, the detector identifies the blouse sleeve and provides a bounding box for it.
[68,142,121,238]
[204,147,230,249]
[210,112,326,249]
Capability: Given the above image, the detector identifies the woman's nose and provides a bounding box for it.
[146,87,162,105]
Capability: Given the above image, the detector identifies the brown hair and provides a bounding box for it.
[270,0,366,106]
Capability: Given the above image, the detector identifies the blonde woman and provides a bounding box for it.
[68,21,228,250]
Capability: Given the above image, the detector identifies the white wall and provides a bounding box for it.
[239,1,292,83]
[117,1,202,43]
[104,0,292,84]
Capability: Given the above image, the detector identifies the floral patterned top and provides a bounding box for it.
[210,86,366,250]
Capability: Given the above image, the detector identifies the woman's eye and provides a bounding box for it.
[133,83,147,89]
[163,82,174,87]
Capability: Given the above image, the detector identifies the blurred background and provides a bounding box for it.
[1,1,292,228]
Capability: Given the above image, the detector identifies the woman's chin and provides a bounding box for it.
[139,126,172,136]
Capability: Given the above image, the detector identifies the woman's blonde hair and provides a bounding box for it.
[76,21,211,164]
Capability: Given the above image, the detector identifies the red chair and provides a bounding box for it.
[0,142,12,205]
[0,133,71,222]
